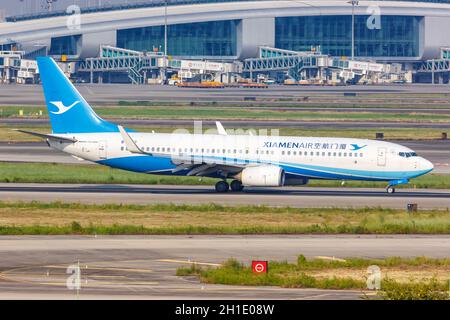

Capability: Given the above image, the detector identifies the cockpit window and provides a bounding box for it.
[399,152,418,158]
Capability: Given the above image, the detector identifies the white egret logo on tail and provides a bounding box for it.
[49,101,80,115]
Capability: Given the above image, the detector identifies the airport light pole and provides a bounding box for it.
[164,0,168,83]
[347,0,359,60]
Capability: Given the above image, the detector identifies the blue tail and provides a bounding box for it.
[37,57,118,134]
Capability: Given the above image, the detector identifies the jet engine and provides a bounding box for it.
[236,165,285,187]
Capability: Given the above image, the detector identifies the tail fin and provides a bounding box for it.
[37,57,118,134]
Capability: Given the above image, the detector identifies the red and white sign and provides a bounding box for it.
[252,261,268,274]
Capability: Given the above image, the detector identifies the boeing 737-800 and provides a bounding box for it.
[18,57,434,193]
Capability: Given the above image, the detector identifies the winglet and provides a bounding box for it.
[216,121,227,135]
[118,125,149,154]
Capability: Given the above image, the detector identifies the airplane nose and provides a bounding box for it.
[420,158,434,172]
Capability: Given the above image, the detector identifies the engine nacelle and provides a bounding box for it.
[284,177,309,186]
[238,165,285,187]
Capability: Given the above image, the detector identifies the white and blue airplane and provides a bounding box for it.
[18,57,434,193]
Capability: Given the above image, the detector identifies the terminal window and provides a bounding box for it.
[49,35,81,56]
[117,20,238,57]
[275,15,421,58]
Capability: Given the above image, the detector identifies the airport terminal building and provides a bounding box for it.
[1,0,450,83]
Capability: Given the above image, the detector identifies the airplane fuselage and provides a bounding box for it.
[50,132,433,183]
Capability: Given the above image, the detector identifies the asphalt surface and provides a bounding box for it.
[0,235,448,299]
[2,83,450,105]
[1,183,450,209]
[1,140,449,173]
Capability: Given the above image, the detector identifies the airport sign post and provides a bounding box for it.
[252,261,268,274]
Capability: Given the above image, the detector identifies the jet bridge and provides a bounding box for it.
[243,46,401,84]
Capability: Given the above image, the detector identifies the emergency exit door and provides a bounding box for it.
[98,141,107,159]
[377,147,386,166]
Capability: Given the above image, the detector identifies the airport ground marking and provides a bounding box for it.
[157,259,221,267]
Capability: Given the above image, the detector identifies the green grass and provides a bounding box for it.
[2,105,450,122]
[176,257,450,299]
[378,278,450,300]
[2,124,449,142]
[0,202,449,234]
[0,162,217,185]
[0,162,447,189]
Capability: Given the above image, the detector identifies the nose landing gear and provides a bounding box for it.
[386,178,409,194]
[386,186,396,194]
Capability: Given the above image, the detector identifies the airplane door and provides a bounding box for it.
[377,147,386,166]
[98,141,107,159]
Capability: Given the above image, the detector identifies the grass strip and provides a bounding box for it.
[176,256,450,300]
[2,105,450,122]
[0,202,449,234]
[2,125,449,142]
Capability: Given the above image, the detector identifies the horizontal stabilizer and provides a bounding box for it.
[14,129,77,143]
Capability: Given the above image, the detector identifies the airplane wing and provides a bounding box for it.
[118,125,245,177]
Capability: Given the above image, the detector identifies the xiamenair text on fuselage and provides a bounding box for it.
[19,57,433,193]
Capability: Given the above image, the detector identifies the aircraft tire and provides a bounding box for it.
[386,186,396,194]
[215,181,229,193]
[230,180,244,192]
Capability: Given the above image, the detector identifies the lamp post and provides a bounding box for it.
[163,0,168,83]
[347,0,359,60]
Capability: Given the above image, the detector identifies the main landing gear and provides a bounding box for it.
[230,180,244,192]
[215,181,229,193]
[214,180,245,193]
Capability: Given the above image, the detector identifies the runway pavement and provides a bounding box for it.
[1,183,450,209]
[1,140,449,172]
[0,235,448,299]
